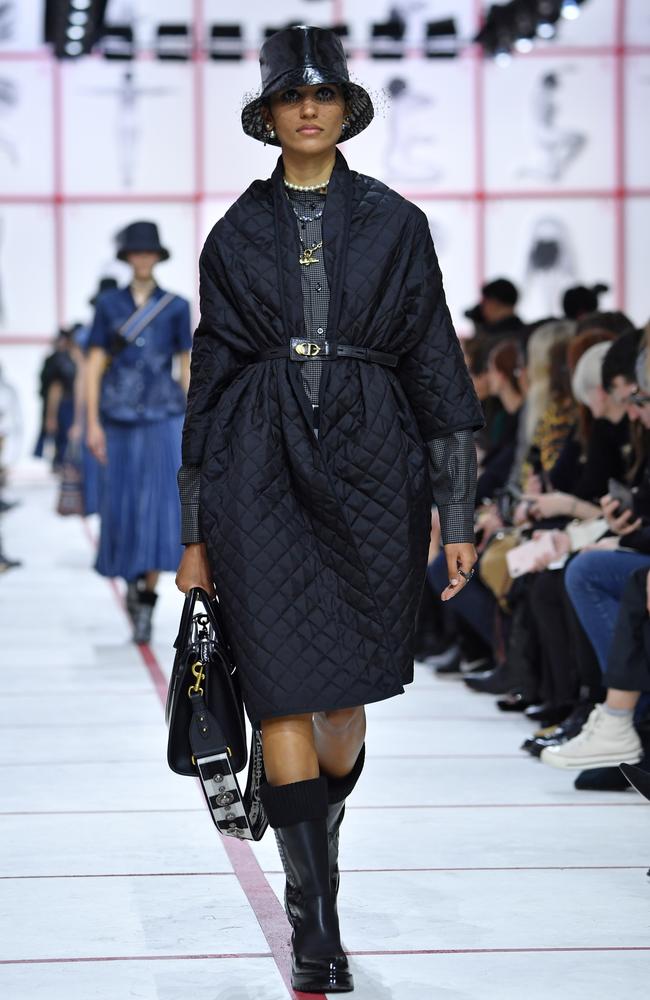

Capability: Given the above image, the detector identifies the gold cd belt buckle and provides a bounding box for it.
[290,338,327,360]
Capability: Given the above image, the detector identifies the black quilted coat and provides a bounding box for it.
[182,150,482,723]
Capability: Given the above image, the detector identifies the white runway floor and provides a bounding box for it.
[1,481,649,1000]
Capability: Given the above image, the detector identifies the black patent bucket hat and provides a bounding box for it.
[241,25,374,146]
[116,221,170,262]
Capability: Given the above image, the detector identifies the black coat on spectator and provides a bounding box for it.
[181,151,482,722]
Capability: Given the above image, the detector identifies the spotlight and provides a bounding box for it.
[155,24,191,61]
[537,20,557,38]
[369,16,406,59]
[208,24,244,60]
[425,18,459,59]
[45,0,108,58]
[560,0,581,19]
[514,37,534,52]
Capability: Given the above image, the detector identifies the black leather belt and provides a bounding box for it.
[255,338,399,368]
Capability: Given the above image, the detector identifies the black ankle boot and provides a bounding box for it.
[125,576,146,622]
[132,590,157,645]
[260,776,353,994]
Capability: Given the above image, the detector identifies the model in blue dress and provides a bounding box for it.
[85,222,192,643]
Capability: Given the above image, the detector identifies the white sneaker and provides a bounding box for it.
[540,704,642,771]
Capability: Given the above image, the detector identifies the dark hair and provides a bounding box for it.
[562,283,608,320]
[481,277,518,307]
[575,310,635,339]
[463,335,492,376]
[488,338,524,395]
[601,328,643,391]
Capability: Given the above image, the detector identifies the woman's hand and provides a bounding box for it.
[441,542,478,602]
[175,543,215,597]
[86,421,107,464]
[600,494,642,537]
[525,491,571,520]
[530,529,571,571]
[583,535,621,553]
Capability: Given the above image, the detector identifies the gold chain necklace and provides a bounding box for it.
[299,240,323,267]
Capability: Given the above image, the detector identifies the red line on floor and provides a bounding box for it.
[87,522,321,1000]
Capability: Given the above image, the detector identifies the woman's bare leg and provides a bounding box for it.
[261,713,320,786]
[261,706,366,785]
[313,706,366,778]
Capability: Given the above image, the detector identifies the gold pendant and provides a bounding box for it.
[299,241,323,267]
[299,247,319,266]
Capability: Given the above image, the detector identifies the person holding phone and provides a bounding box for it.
[540,346,650,770]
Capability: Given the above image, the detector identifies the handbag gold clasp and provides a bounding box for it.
[188,660,206,697]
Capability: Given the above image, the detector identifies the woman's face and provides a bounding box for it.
[126,252,159,282]
[266,83,346,156]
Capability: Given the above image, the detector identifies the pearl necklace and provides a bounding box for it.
[283,178,330,192]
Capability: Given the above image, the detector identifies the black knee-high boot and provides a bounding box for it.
[259,776,353,994]
[323,745,365,911]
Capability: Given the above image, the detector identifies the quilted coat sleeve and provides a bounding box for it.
[180,235,247,467]
[396,210,483,545]
[396,210,483,442]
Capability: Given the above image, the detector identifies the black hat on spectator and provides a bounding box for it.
[481,278,519,307]
[465,278,519,322]
[89,277,118,306]
[563,283,608,320]
[116,221,170,262]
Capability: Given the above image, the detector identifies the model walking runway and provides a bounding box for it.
[0,481,648,999]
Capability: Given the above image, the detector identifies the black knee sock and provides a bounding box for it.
[259,775,328,829]
[324,744,366,805]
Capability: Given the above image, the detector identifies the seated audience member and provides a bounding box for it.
[464,278,526,345]
[562,283,608,322]
[541,566,650,775]
[522,319,576,487]
[516,339,632,724]
[462,335,502,456]
[538,334,650,769]
[476,339,526,501]
[575,310,635,340]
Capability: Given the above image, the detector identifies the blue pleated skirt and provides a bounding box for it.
[95,416,184,580]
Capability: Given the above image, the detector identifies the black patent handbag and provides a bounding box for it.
[165,587,268,841]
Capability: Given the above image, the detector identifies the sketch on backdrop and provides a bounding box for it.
[0,216,5,324]
[523,216,578,319]
[0,77,18,167]
[83,69,173,188]
[384,77,441,182]
[518,68,587,184]
[0,2,15,43]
